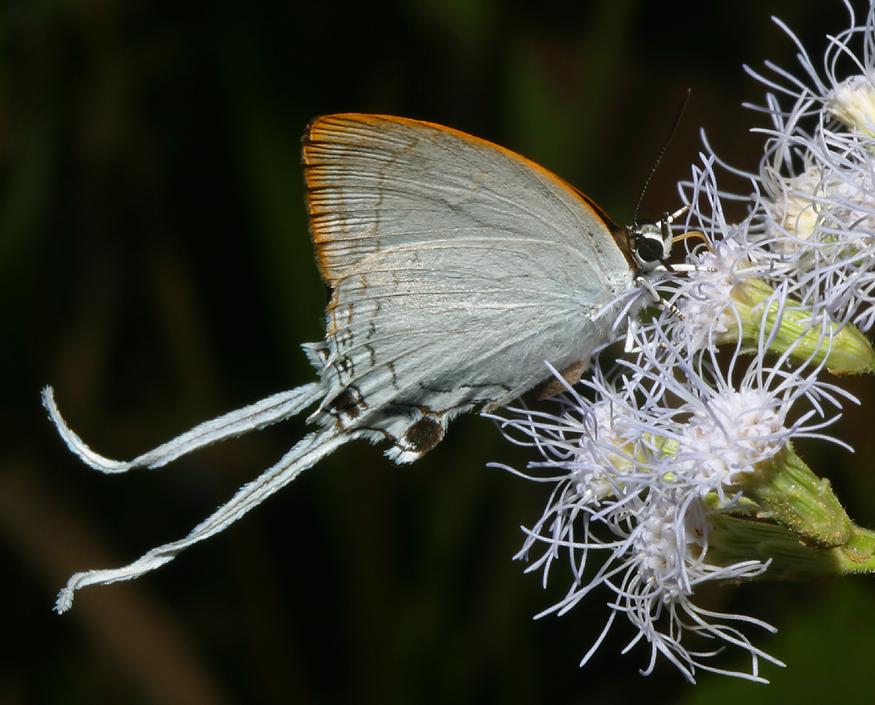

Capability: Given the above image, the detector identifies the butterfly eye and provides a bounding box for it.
[634,235,665,265]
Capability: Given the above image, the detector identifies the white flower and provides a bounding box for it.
[503,442,781,683]
[667,159,760,351]
[678,388,785,491]
[597,488,779,683]
[654,156,824,358]
[759,156,875,246]
[657,225,774,355]
[624,328,854,516]
[488,365,658,587]
[739,3,875,329]
[638,157,873,377]
[743,4,875,130]
[828,72,875,135]
[752,112,875,308]
[490,292,855,679]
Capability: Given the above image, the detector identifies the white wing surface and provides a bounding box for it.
[303,114,635,461]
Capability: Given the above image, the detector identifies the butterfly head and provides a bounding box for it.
[629,224,670,272]
[627,206,688,274]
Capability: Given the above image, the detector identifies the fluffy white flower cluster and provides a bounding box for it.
[491,0,875,683]
[491,323,851,681]
[744,2,875,329]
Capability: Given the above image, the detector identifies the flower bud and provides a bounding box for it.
[730,278,875,375]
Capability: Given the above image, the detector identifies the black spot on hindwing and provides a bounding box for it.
[327,385,367,422]
[402,416,445,455]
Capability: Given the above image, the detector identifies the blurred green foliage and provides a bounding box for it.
[3,1,875,704]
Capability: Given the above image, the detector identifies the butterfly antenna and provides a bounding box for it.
[632,88,692,227]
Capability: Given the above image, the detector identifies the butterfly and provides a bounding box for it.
[44,113,681,612]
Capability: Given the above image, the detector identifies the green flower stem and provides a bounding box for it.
[736,444,852,548]
[730,278,875,374]
[708,514,841,579]
[707,514,875,579]
[835,525,875,575]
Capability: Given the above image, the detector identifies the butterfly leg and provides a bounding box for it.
[635,274,685,322]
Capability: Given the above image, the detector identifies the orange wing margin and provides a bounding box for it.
[301,113,623,285]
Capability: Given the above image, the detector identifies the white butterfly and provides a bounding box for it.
[44,113,680,612]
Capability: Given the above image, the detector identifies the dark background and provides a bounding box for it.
[5,1,875,704]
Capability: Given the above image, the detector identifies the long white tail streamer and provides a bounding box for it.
[43,381,346,612]
[53,425,354,613]
[42,383,325,473]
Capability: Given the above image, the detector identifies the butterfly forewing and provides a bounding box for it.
[303,114,635,461]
